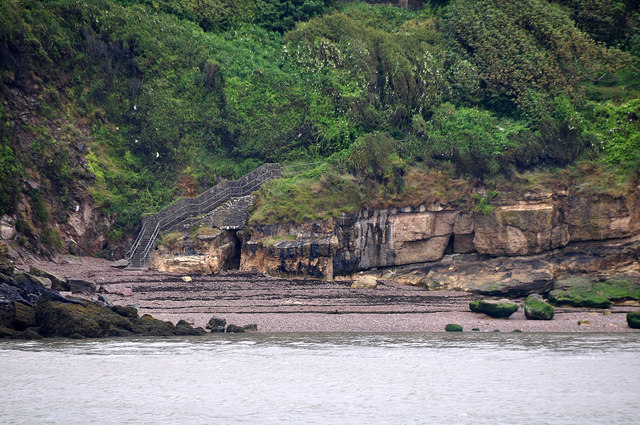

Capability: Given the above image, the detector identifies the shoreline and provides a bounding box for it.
[21,256,640,334]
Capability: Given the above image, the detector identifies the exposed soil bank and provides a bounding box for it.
[21,256,640,333]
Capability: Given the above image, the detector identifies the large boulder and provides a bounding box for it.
[627,312,640,329]
[351,275,378,289]
[206,315,226,332]
[226,324,245,333]
[29,266,68,291]
[36,300,105,338]
[133,314,176,336]
[524,294,555,320]
[174,320,207,336]
[9,272,70,305]
[68,278,97,295]
[470,299,519,318]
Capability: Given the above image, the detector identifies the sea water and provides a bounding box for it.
[1,333,638,425]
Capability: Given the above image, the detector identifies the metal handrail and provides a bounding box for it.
[125,221,146,260]
[140,222,160,264]
[281,161,322,176]
[126,163,282,267]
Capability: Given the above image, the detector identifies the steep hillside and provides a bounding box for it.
[0,0,639,258]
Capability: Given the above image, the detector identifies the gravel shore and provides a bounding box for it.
[21,256,640,333]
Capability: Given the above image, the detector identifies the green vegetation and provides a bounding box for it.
[444,323,463,332]
[550,277,640,308]
[524,294,555,320]
[0,0,639,252]
[469,299,519,318]
[627,312,640,329]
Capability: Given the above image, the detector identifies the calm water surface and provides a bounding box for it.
[1,332,639,425]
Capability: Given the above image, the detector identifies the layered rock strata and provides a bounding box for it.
[239,191,640,289]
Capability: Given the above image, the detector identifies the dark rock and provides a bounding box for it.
[7,272,71,305]
[0,256,14,276]
[226,324,245,333]
[470,299,519,318]
[111,305,139,320]
[0,324,16,337]
[445,323,463,332]
[97,294,114,307]
[13,301,37,330]
[242,324,258,332]
[524,294,555,320]
[36,298,134,338]
[1,296,14,327]
[68,278,97,295]
[29,266,68,291]
[174,320,206,336]
[627,312,640,329]
[13,271,47,294]
[10,328,43,340]
[133,314,176,336]
[206,315,226,332]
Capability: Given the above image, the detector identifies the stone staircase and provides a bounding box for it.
[126,163,281,268]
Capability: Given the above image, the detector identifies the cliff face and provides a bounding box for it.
[239,190,640,290]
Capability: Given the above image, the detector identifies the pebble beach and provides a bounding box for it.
[22,256,640,333]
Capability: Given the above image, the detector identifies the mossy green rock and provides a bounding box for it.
[12,301,37,330]
[111,305,139,320]
[524,294,555,320]
[551,277,640,308]
[548,289,612,309]
[627,312,640,329]
[469,300,480,312]
[133,314,176,336]
[470,299,519,318]
[35,299,134,338]
[445,323,463,332]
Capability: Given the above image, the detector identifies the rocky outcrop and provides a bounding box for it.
[238,191,640,286]
[0,254,209,339]
[150,228,240,274]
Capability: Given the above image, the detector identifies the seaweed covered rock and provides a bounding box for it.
[627,312,640,329]
[548,289,612,309]
[29,266,68,291]
[133,314,176,336]
[469,299,519,318]
[549,277,640,309]
[445,323,463,332]
[12,301,37,330]
[35,298,134,338]
[111,305,139,320]
[524,294,555,320]
[174,319,207,336]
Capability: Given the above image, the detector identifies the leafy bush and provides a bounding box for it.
[443,0,619,112]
